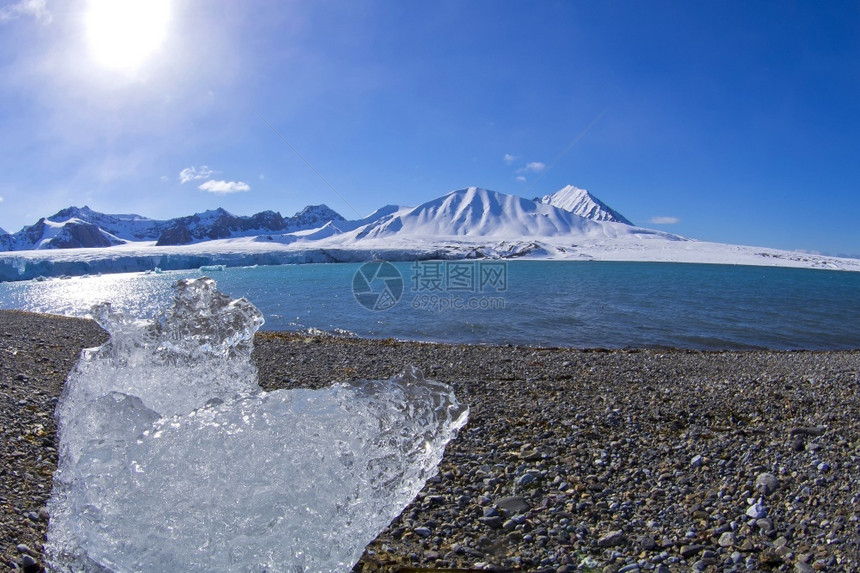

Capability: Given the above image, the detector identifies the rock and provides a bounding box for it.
[755,472,779,495]
[718,531,735,547]
[20,555,40,573]
[794,562,815,573]
[478,515,503,528]
[789,426,826,437]
[746,501,767,519]
[756,518,774,533]
[680,544,705,559]
[496,495,530,514]
[413,527,432,538]
[816,461,831,472]
[516,473,537,487]
[15,544,31,554]
[690,454,703,468]
[597,530,626,548]
[618,564,641,573]
[639,535,657,550]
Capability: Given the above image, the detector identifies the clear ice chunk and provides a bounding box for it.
[46,277,468,572]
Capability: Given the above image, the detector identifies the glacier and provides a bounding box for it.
[46,277,469,572]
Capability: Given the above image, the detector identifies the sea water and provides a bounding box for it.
[1,261,858,350]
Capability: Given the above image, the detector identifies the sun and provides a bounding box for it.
[85,0,171,73]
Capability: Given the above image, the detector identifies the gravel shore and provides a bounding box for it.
[2,310,858,572]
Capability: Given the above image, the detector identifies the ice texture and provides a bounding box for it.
[46,277,468,572]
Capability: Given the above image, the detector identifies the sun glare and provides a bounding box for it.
[85,0,171,73]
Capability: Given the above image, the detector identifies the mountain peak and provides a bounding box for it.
[49,205,97,222]
[294,204,344,220]
[537,185,632,225]
[358,186,604,239]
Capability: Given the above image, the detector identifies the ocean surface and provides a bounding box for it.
[1,261,858,350]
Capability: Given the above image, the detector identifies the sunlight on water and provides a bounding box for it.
[0,271,197,319]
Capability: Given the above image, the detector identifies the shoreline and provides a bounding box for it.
[1,310,858,571]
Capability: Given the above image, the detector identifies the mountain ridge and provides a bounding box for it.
[1,185,636,251]
[1,204,347,251]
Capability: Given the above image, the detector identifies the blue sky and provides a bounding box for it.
[1,1,858,256]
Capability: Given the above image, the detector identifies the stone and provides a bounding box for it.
[639,535,657,551]
[746,501,767,519]
[680,544,705,559]
[789,426,826,437]
[718,531,735,547]
[756,518,774,533]
[21,555,40,573]
[496,495,530,514]
[755,472,779,496]
[516,473,537,487]
[597,530,626,548]
[690,454,703,468]
[479,516,503,528]
[483,507,499,517]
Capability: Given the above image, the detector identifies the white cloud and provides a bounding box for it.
[515,176,527,183]
[648,216,681,225]
[0,195,4,202]
[198,180,250,194]
[179,165,216,183]
[524,161,546,173]
[504,153,518,164]
[0,0,51,24]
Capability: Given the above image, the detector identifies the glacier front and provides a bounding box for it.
[46,277,468,572]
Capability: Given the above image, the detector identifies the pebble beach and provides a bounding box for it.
[1,310,858,572]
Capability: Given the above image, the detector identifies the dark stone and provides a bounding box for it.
[496,495,531,515]
[479,515,504,528]
[680,544,705,559]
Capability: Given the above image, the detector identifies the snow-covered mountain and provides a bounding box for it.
[536,185,633,225]
[1,205,346,250]
[356,187,654,239]
[0,226,7,235]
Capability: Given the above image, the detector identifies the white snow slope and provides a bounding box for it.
[537,185,633,225]
[1,186,859,281]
